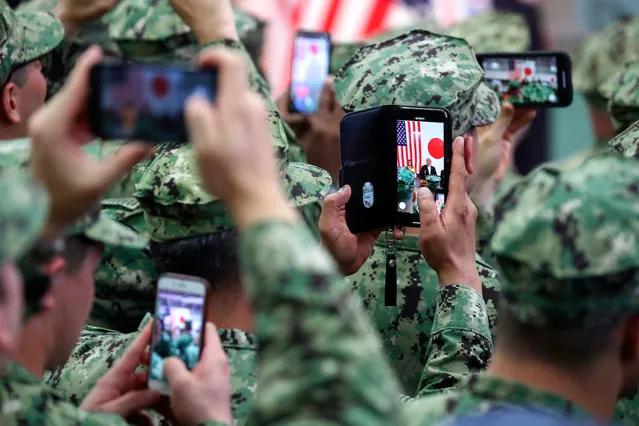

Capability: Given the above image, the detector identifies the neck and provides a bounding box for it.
[487,346,619,422]
[0,124,27,141]
[11,318,49,378]
[206,286,254,333]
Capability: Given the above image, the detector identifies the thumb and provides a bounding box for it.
[99,390,160,417]
[325,185,351,211]
[163,357,189,388]
[489,103,515,141]
[186,95,218,151]
[418,187,440,232]
[95,143,152,188]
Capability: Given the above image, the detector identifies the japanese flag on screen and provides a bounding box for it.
[397,120,445,174]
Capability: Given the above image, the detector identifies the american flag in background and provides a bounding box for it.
[397,120,423,171]
[233,0,492,95]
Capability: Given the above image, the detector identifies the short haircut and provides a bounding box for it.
[9,64,30,88]
[149,229,240,290]
[498,307,621,372]
[61,236,101,274]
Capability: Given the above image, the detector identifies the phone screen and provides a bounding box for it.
[396,119,445,215]
[92,64,217,142]
[290,33,330,114]
[435,192,446,213]
[480,55,564,106]
[149,276,206,395]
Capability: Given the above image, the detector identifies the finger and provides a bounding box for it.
[318,77,336,113]
[162,357,189,388]
[197,48,247,108]
[448,137,469,201]
[509,109,537,135]
[186,96,218,156]
[100,390,160,418]
[106,322,154,378]
[324,185,351,211]
[95,143,153,191]
[196,323,226,369]
[463,135,474,176]
[55,46,103,123]
[417,188,442,238]
[487,103,515,141]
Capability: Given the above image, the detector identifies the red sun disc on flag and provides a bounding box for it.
[524,67,532,76]
[428,138,444,159]
[310,44,318,54]
[152,76,169,97]
[550,77,555,83]
[180,317,185,323]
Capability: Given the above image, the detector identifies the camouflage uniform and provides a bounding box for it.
[400,153,639,424]
[609,118,639,159]
[447,11,531,53]
[334,30,501,394]
[599,60,639,134]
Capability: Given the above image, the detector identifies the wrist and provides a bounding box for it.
[437,268,482,294]
[52,5,82,38]
[228,185,298,231]
[193,23,239,45]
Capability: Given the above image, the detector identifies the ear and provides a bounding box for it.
[1,83,20,124]
[42,256,65,277]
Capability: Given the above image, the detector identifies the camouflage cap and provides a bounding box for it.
[599,60,639,133]
[108,0,265,63]
[491,153,639,328]
[0,169,48,262]
[609,118,639,159]
[0,1,64,85]
[573,16,639,109]
[330,42,363,75]
[334,30,500,138]
[134,112,331,243]
[447,11,530,53]
[66,209,147,249]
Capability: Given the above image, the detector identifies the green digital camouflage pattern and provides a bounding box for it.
[330,42,362,75]
[397,167,416,197]
[0,362,140,425]
[0,1,64,85]
[135,135,330,243]
[491,153,639,328]
[573,16,639,109]
[600,60,639,133]
[348,235,500,394]
[46,316,257,426]
[90,197,157,332]
[0,168,48,262]
[334,30,500,138]
[238,221,405,425]
[448,11,530,53]
[401,373,591,425]
[609,118,639,159]
[66,209,147,249]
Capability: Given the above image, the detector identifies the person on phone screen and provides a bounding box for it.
[420,158,438,179]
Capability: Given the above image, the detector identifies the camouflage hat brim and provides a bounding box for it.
[69,211,147,249]
[12,10,64,69]
[472,82,501,128]
[0,170,48,262]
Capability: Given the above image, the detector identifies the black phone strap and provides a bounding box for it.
[385,227,397,306]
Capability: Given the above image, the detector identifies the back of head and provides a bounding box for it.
[334,30,500,138]
[600,60,639,134]
[573,16,639,110]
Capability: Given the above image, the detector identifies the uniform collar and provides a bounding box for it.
[2,361,40,385]
[461,373,592,419]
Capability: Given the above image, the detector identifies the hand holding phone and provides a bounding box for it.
[477,51,573,108]
[89,63,218,143]
[148,273,208,396]
[289,31,331,115]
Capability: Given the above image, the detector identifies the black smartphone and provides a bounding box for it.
[89,63,217,143]
[394,107,452,227]
[339,106,452,234]
[289,30,331,114]
[148,273,208,396]
[477,51,573,108]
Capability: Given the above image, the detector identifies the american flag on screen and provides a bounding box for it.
[397,120,423,171]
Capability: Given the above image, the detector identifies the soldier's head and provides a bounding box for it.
[599,60,639,135]
[334,30,500,193]
[0,170,48,368]
[491,153,639,396]
[573,16,639,141]
[135,117,331,320]
[23,209,146,370]
[0,3,63,139]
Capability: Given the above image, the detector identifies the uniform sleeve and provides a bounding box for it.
[416,285,493,397]
[238,221,406,425]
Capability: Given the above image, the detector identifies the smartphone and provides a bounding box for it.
[395,107,452,227]
[477,51,573,108]
[289,31,331,114]
[148,273,208,395]
[89,63,217,143]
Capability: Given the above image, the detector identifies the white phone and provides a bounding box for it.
[147,273,208,395]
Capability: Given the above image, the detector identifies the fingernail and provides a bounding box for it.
[339,185,348,193]
[418,187,431,199]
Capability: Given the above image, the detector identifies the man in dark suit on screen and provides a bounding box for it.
[420,158,438,179]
